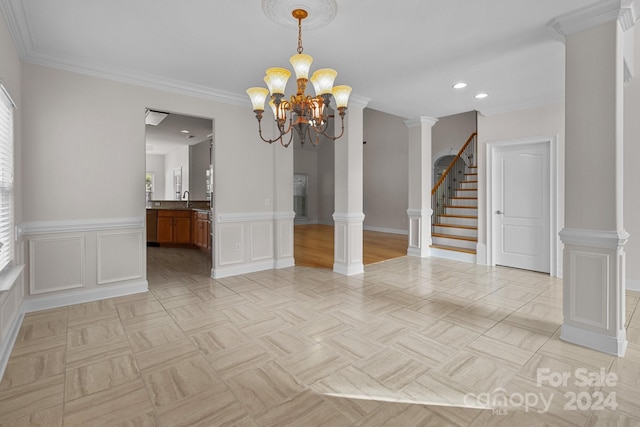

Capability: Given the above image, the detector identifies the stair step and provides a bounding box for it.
[449,197,477,207]
[435,223,477,230]
[432,233,477,242]
[430,244,477,255]
[436,214,478,227]
[444,206,478,216]
[433,224,477,238]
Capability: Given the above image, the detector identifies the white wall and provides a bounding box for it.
[164,145,189,200]
[624,23,640,290]
[477,103,565,274]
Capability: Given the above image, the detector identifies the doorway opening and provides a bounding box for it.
[144,109,215,272]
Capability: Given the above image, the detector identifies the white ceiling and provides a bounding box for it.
[1,0,599,119]
[145,111,212,155]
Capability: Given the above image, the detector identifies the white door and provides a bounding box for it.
[493,142,550,273]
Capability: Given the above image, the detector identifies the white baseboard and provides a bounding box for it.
[23,280,148,313]
[0,307,24,381]
[212,260,276,279]
[627,278,640,292]
[333,262,364,276]
[429,247,477,264]
[275,258,295,269]
[560,324,627,357]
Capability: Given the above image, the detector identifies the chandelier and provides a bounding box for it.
[246,9,351,147]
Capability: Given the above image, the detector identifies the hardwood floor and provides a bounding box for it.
[294,224,407,269]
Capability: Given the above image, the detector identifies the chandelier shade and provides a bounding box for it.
[246,87,270,111]
[289,54,314,80]
[264,67,291,96]
[310,68,337,96]
[247,8,351,147]
[332,85,352,109]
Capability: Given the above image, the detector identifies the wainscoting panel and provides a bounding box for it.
[218,224,244,266]
[570,251,609,329]
[214,212,295,278]
[97,231,144,285]
[19,217,147,310]
[29,236,85,295]
[250,222,273,262]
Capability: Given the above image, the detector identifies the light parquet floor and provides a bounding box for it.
[295,224,408,269]
[2,247,640,425]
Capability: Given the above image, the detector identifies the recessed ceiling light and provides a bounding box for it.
[475,93,488,99]
[180,129,190,134]
[452,82,467,89]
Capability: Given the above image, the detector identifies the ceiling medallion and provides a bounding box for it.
[261,0,337,30]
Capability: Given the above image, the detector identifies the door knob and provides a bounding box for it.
[496,210,504,215]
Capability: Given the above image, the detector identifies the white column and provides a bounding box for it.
[272,140,295,269]
[404,117,438,257]
[549,0,639,356]
[333,95,369,275]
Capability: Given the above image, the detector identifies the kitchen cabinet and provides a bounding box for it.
[146,209,158,243]
[192,211,210,252]
[157,210,191,244]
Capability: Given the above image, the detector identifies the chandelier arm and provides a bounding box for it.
[256,117,284,144]
[319,111,346,141]
[281,128,295,148]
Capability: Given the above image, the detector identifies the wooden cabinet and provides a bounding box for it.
[146,209,158,243]
[157,210,191,244]
[192,211,210,252]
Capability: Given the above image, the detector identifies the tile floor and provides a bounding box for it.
[1,247,640,426]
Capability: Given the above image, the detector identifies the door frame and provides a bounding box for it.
[485,135,560,277]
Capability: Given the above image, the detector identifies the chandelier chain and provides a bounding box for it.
[297,17,303,54]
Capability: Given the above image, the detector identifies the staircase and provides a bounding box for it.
[431,133,478,262]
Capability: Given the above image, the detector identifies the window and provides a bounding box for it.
[145,172,154,202]
[0,83,15,273]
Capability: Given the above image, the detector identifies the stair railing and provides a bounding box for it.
[431,132,477,226]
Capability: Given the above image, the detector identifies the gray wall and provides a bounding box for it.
[363,108,409,234]
[432,111,477,162]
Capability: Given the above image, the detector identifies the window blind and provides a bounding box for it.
[0,83,15,273]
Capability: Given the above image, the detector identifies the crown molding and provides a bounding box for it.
[403,116,438,128]
[347,94,371,110]
[25,54,251,107]
[0,0,30,59]
[547,0,640,39]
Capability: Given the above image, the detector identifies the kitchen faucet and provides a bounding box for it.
[182,190,190,208]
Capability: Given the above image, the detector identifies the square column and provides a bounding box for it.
[404,117,438,257]
[333,96,369,275]
[272,140,295,269]
[549,0,639,356]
